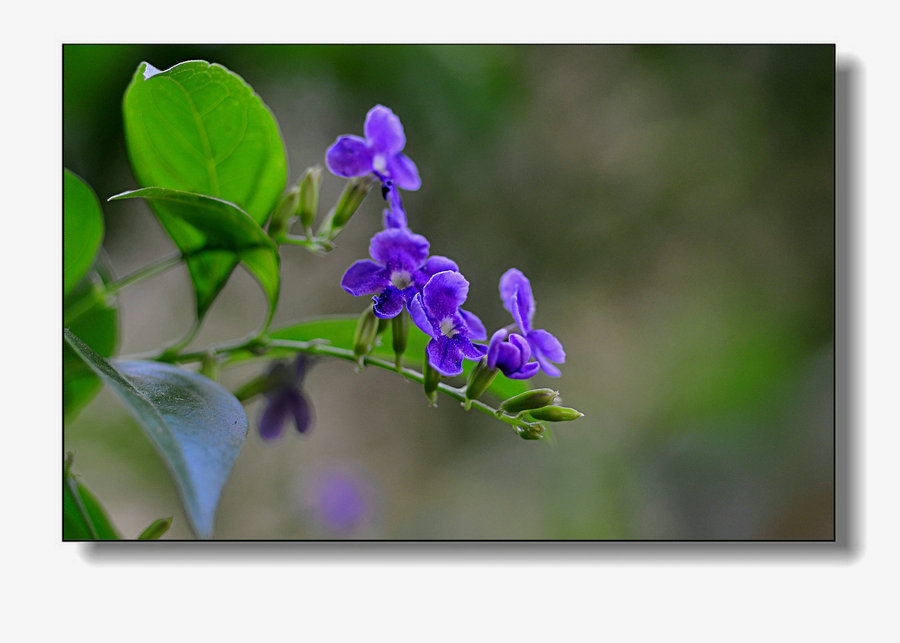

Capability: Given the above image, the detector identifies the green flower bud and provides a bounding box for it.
[464,358,499,409]
[268,186,301,240]
[392,312,408,370]
[516,423,546,440]
[352,305,380,364]
[423,354,441,406]
[298,166,322,232]
[325,175,377,236]
[526,406,584,422]
[499,388,561,415]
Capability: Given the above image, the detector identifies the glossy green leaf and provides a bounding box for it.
[64,276,118,422]
[241,316,530,402]
[138,517,173,540]
[122,60,287,320]
[64,459,120,540]
[64,329,248,539]
[110,187,280,325]
[64,170,104,297]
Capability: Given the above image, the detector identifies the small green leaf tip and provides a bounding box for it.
[526,406,584,422]
[499,388,561,415]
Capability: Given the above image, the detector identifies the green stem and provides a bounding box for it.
[104,253,184,295]
[160,337,542,436]
[264,339,540,434]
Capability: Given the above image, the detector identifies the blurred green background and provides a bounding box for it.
[63,44,834,540]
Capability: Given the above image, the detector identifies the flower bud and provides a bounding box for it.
[268,186,301,240]
[391,312,408,370]
[464,358,499,409]
[499,388,560,415]
[352,305,380,364]
[526,406,584,422]
[328,175,377,234]
[516,423,546,440]
[423,355,441,406]
[298,166,322,231]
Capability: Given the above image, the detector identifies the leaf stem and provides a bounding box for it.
[104,253,184,295]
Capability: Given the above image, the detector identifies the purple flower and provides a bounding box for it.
[307,467,371,534]
[486,328,540,379]
[258,356,314,441]
[325,105,421,191]
[499,268,566,376]
[408,270,488,376]
[341,227,458,319]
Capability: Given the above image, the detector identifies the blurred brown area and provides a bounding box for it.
[63,44,834,540]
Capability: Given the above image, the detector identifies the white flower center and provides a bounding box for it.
[440,316,458,338]
[390,270,411,289]
[372,153,387,174]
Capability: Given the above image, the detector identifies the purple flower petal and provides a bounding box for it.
[486,329,508,369]
[499,269,535,333]
[460,308,487,341]
[341,260,389,296]
[508,361,540,380]
[364,105,406,156]
[373,287,405,319]
[458,338,487,360]
[508,332,532,363]
[414,255,459,290]
[369,228,430,272]
[383,207,408,230]
[422,271,469,321]
[325,135,373,178]
[259,394,289,441]
[528,328,566,363]
[285,389,313,434]
[386,153,421,191]
[382,183,408,229]
[408,293,434,337]
[426,337,464,376]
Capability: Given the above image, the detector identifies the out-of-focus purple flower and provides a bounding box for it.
[325,105,421,191]
[307,467,371,534]
[408,270,488,376]
[341,228,459,319]
[486,328,541,379]
[499,268,566,376]
[258,356,314,441]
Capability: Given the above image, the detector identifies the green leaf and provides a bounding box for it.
[64,329,248,539]
[64,276,118,422]
[241,316,531,402]
[110,187,280,326]
[122,60,287,320]
[138,517,173,540]
[64,458,120,540]
[64,170,104,297]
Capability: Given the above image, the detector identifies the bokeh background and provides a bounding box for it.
[63,44,834,540]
